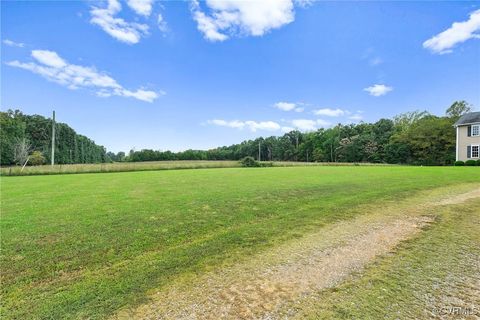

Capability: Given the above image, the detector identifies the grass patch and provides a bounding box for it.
[1,166,478,319]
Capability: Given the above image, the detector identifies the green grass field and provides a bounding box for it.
[1,166,479,319]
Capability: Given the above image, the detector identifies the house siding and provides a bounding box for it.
[457,124,480,161]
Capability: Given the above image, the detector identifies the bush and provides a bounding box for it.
[477,159,480,166]
[240,156,259,167]
[465,160,477,166]
[29,151,46,166]
[454,161,465,166]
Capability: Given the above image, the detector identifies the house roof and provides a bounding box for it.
[454,112,480,126]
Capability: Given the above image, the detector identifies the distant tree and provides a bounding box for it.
[13,137,31,165]
[0,110,107,165]
[446,100,472,119]
[384,142,411,164]
[392,115,455,165]
[106,151,116,162]
[0,110,26,165]
[116,151,126,162]
[392,111,430,133]
[29,151,46,166]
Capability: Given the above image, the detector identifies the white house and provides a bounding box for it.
[454,112,480,161]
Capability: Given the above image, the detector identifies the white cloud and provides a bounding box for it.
[208,119,281,132]
[291,119,330,131]
[190,0,295,42]
[363,84,393,97]
[313,108,345,117]
[275,101,296,111]
[281,126,295,133]
[245,120,280,131]
[3,39,25,48]
[294,0,314,8]
[31,50,67,68]
[423,9,480,54]
[208,119,245,129]
[157,13,168,33]
[6,49,161,102]
[316,119,331,127]
[274,101,303,112]
[292,119,316,131]
[348,114,363,122]
[127,0,153,16]
[208,117,332,133]
[90,0,149,44]
[191,7,229,41]
[369,57,383,66]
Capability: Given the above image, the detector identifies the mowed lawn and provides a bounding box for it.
[1,166,478,319]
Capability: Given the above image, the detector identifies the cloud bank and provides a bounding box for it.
[313,108,345,117]
[6,49,162,102]
[423,9,480,54]
[3,39,25,48]
[208,119,281,132]
[191,0,295,42]
[90,0,149,44]
[208,117,331,133]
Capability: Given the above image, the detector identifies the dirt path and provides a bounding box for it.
[435,188,480,206]
[113,185,480,320]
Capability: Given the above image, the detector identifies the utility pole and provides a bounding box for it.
[258,141,261,161]
[295,134,299,162]
[51,110,55,166]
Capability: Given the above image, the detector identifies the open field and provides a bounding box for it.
[0,160,390,176]
[1,166,479,319]
[0,160,240,176]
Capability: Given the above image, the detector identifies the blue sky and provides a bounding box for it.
[2,1,480,152]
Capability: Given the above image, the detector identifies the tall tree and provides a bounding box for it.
[446,100,472,120]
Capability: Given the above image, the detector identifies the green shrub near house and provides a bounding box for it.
[454,161,465,166]
[465,160,477,166]
[477,159,480,166]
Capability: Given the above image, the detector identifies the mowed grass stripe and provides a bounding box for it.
[1,166,479,319]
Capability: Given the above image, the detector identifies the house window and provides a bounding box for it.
[472,125,480,137]
[472,145,479,158]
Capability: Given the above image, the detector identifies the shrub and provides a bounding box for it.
[240,156,259,167]
[465,160,477,166]
[454,161,465,166]
[477,159,480,166]
[29,151,46,166]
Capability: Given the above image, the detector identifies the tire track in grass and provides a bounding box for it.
[113,185,480,320]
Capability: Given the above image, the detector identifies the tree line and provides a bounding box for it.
[1,110,107,166]
[1,101,473,166]
[120,101,472,166]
